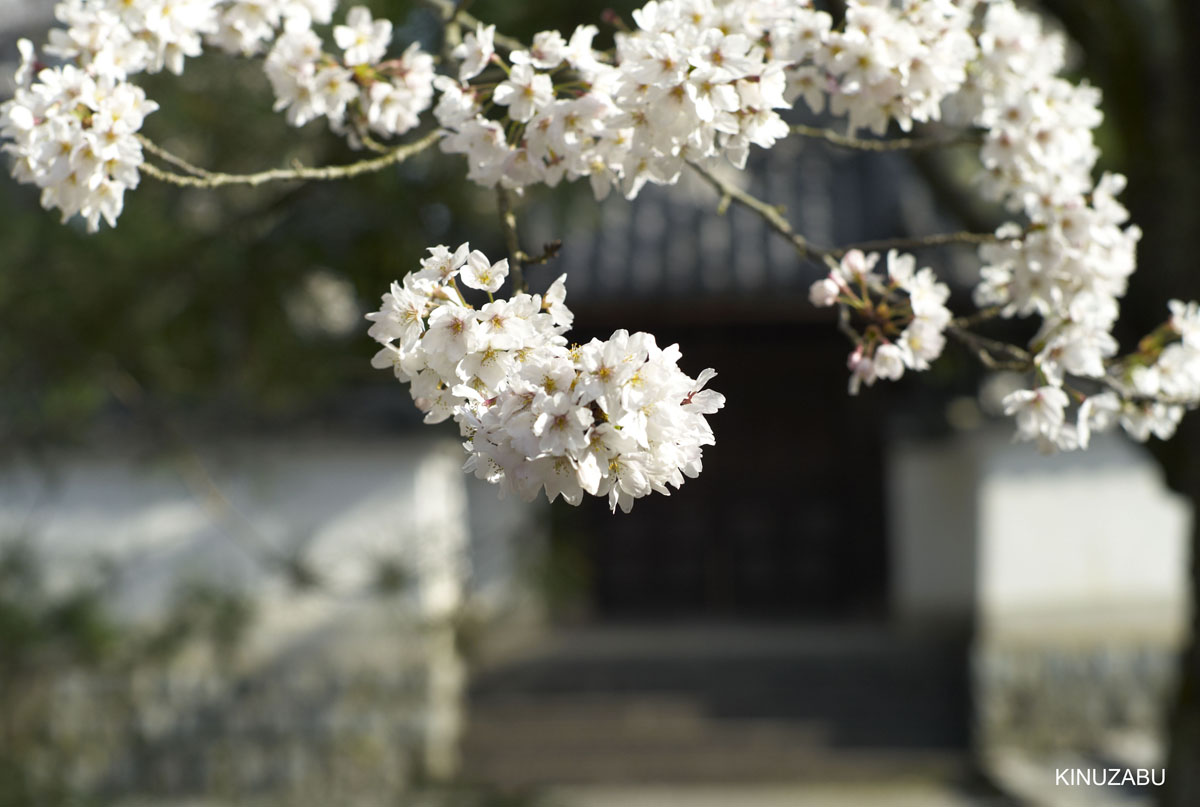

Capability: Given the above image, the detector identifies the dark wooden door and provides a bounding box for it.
[561,317,889,619]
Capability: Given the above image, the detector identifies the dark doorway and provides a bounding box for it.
[559,313,890,620]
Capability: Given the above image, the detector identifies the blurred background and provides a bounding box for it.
[2,1,1199,806]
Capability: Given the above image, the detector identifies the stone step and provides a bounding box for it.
[462,745,971,787]
[465,691,962,749]
[463,720,830,752]
[460,625,972,788]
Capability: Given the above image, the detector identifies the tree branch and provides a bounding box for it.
[836,304,861,345]
[947,325,1033,371]
[952,306,1006,329]
[517,240,562,266]
[138,130,442,189]
[694,159,1031,378]
[827,230,1003,257]
[689,162,825,261]
[692,160,1004,264]
[790,124,981,152]
[419,0,527,53]
[1097,373,1199,410]
[496,186,526,293]
[137,135,218,178]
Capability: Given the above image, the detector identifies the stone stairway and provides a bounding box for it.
[459,623,983,789]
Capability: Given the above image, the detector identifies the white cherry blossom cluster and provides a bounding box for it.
[810,249,953,394]
[950,1,1154,451]
[1006,301,1200,452]
[38,0,338,79]
[1,0,440,229]
[367,245,724,512]
[1,2,180,233]
[0,40,157,232]
[0,0,340,232]
[265,6,435,140]
[45,0,219,78]
[781,0,977,135]
[210,0,337,56]
[604,0,797,183]
[433,23,615,193]
[435,0,981,196]
[5,0,1200,460]
[961,0,1101,207]
[1000,386,1119,453]
[1112,303,1200,439]
[435,0,809,198]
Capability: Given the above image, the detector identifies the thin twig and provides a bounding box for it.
[419,0,526,52]
[691,160,1001,264]
[827,230,1003,257]
[690,158,1039,375]
[689,162,824,261]
[496,186,526,293]
[690,153,1064,383]
[517,240,562,266]
[1097,374,1198,410]
[139,130,442,189]
[947,326,1033,371]
[836,304,861,345]
[952,305,1006,329]
[355,126,393,154]
[137,135,218,178]
[791,124,981,152]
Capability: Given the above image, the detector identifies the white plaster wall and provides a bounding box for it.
[976,432,1191,642]
[889,426,1191,641]
[0,436,471,639]
[0,434,487,784]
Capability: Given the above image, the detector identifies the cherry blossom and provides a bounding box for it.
[4,0,1200,471]
[367,245,724,512]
